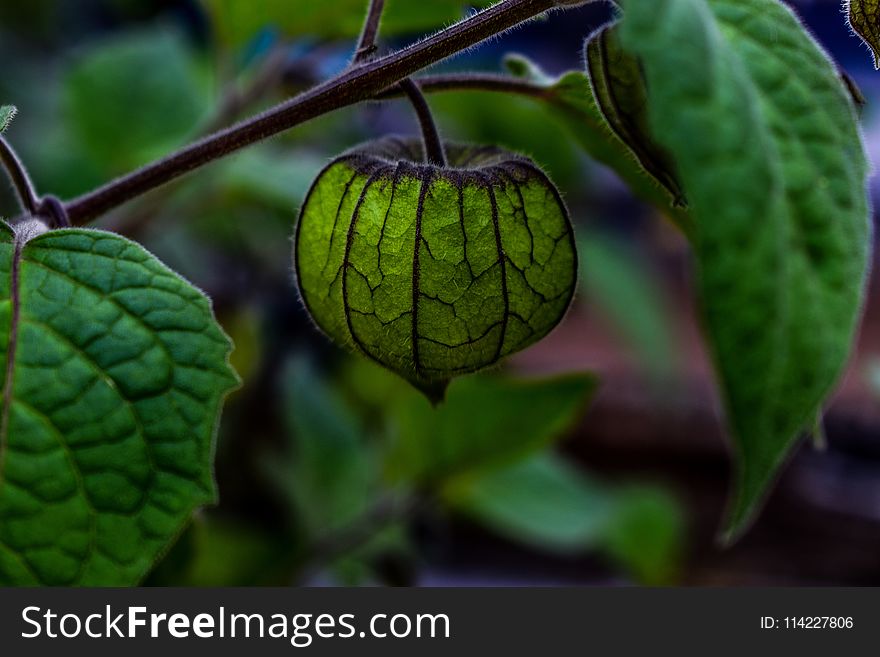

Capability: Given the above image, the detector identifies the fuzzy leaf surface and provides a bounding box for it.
[619,0,871,537]
[0,224,238,585]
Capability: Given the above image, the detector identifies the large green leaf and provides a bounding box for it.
[0,222,238,585]
[200,0,494,48]
[618,0,871,538]
[384,373,596,485]
[0,105,15,134]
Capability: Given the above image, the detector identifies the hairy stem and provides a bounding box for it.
[62,0,557,226]
[356,0,447,166]
[0,135,40,216]
[354,0,387,63]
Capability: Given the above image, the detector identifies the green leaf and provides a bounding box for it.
[444,454,683,584]
[145,516,288,586]
[0,105,16,134]
[265,356,377,534]
[295,138,577,400]
[200,0,494,48]
[847,0,880,69]
[0,222,238,585]
[585,26,685,205]
[65,30,211,174]
[219,149,325,211]
[493,56,691,233]
[601,485,683,585]
[444,454,611,551]
[618,0,871,538]
[578,235,678,379]
[384,373,596,485]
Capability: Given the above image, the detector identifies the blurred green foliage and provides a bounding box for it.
[2,0,687,587]
[65,29,212,174]
[578,235,679,380]
[199,0,494,47]
[384,374,596,485]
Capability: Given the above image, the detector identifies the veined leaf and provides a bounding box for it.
[847,0,880,69]
[619,0,871,538]
[0,222,238,585]
[0,105,16,134]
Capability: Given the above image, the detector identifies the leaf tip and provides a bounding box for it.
[0,105,17,134]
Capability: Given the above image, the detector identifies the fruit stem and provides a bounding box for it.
[399,78,447,167]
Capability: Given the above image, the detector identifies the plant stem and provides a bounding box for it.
[62,0,557,226]
[355,0,447,166]
[354,0,386,63]
[0,135,40,216]
[399,78,447,166]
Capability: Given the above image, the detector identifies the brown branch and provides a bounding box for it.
[61,0,558,226]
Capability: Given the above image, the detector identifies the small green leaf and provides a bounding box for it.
[65,30,211,174]
[0,222,238,585]
[0,105,16,134]
[295,138,577,399]
[585,25,685,205]
[847,0,880,69]
[384,373,596,485]
[444,454,683,584]
[618,0,871,538]
[265,356,377,535]
[602,486,683,585]
[443,454,612,552]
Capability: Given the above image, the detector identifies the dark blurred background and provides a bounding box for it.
[0,0,878,585]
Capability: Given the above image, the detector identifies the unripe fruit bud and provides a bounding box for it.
[294,138,577,400]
